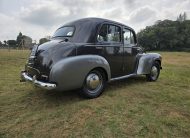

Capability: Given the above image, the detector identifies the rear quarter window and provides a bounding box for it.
[53,27,75,37]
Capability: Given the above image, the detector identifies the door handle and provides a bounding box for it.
[96,46,103,49]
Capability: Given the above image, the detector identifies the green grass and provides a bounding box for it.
[0,49,190,138]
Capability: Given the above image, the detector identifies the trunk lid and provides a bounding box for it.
[26,39,76,81]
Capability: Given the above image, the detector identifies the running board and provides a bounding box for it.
[110,74,137,81]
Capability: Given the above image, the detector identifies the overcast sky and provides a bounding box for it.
[0,0,190,42]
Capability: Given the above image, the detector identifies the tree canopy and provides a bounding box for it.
[16,32,23,47]
[7,40,17,47]
[39,38,50,45]
[137,13,190,51]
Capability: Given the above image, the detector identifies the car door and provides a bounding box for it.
[123,28,139,75]
[96,24,124,78]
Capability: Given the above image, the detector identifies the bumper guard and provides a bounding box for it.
[20,71,56,90]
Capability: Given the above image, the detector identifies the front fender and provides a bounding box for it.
[137,53,162,75]
[49,55,111,91]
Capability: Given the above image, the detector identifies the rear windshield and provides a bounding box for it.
[52,27,75,38]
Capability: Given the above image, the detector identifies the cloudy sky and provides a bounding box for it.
[0,0,190,42]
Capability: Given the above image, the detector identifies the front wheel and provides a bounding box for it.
[146,61,160,81]
[81,69,106,98]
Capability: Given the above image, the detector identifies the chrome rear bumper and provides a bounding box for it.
[20,71,56,90]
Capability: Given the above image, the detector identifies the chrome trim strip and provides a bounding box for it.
[110,73,136,81]
[20,71,56,90]
[86,44,123,47]
[95,47,103,49]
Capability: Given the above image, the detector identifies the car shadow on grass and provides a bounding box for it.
[26,76,147,105]
[108,76,146,88]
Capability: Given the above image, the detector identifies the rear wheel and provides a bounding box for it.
[146,61,160,81]
[81,69,106,98]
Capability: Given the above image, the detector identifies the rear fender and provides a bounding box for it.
[49,55,111,91]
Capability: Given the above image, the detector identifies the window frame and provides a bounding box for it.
[52,26,76,38]
[123,27,137,47]
[96,23,122,44]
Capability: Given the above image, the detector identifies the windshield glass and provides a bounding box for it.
[52,27,75,38]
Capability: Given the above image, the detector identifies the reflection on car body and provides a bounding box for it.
[20,18,162,98]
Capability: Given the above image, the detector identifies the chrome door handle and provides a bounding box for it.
[96,47,103,49]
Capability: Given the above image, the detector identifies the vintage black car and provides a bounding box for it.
[21,18,162,98]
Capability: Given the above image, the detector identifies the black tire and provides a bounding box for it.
[81,69,106,98]
[146,61,160,81]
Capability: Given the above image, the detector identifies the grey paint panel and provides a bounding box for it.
[137,53,162,75]
[110,73,136,81]
[49,55,111,91]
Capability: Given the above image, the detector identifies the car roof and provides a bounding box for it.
[61,17,135,31]
[54,17,136,43]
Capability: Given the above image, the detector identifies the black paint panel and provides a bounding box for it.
[26,18,140,81]
[26,40,76,80]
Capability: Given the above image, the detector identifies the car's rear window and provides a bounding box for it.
[52,27,75,38]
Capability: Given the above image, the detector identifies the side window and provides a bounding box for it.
[97,24,107,42]
[97,24,121,43]
[107,25,121,42]
[124,29,135,46]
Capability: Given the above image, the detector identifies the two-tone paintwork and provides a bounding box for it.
[22,18,162,91]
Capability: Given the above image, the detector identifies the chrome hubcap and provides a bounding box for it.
[86,73,102,91]
[151,66,158,80]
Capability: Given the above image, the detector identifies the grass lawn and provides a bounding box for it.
[0,49,190,138]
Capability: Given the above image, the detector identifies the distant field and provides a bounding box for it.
[0,49,190,138]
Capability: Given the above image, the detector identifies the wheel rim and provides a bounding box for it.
[85,73,103,93]
[151,66,158,80]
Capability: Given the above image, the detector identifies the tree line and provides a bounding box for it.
[137,12,190,51]
[1,12,189,51]
[0,32,50,49]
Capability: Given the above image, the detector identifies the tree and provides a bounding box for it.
[177,14,183,22]
[183,12,187,21]
[7,40,17,47]
[16,32,23,47]
[177,12,187,22]
[0,41,2,47]
[3,40,7,47]
[137,16,190,51]
[39,38,49,45]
